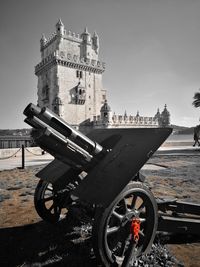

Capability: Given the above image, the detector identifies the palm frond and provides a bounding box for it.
[193,92,200,107]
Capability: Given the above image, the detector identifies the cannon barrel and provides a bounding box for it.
[24,103,103,156]
[25,115,94,168]
[23,103,42,118]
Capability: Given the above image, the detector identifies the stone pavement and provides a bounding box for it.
[157,145,200,155]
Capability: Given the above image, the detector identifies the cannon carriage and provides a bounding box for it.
[23,103,199,266]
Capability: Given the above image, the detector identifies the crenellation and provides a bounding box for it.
[94,112,159,128]
[41,35,57,52]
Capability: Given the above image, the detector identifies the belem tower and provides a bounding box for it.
[35,19,170,132]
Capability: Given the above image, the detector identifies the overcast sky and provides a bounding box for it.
[1,0,200,129]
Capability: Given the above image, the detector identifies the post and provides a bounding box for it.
[21,144,25,169]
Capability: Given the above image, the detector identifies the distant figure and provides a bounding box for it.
[193,125,200,146]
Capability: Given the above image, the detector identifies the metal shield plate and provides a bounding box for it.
[72,127,172,207]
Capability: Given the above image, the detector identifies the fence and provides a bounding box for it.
[0,146,47,170]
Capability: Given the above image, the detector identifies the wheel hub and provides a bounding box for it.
[121,210,138,226]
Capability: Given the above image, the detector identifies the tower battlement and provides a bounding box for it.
[37,20,104,76]
[40,20,100,60]
[40,30,83,51]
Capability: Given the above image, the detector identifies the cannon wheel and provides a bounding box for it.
[92,182,157,266]
[34,179,64,223]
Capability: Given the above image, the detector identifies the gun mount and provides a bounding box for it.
[23,103,200,266]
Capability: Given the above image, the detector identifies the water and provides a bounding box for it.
[167,134,193,142]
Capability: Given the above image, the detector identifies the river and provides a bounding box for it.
[167,134,193,142]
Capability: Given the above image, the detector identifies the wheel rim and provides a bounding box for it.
[103,188,156,264]
[35,181,61,222]
[41,183,61,218]
[35,175,81,223]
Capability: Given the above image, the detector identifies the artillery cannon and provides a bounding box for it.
[23,103,200,266]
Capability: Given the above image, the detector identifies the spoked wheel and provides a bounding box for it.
[34,179,67,223]
[93,182,158,266]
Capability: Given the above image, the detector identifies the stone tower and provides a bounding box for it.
[35,19,106,129]
[100,100,112,124]
[160,104,170,127]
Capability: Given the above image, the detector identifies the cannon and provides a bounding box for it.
[24,103,174,266]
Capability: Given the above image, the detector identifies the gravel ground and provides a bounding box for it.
[0,153,199,267]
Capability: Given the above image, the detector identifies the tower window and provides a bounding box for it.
[76,70,83,79]
[42,85,49,102]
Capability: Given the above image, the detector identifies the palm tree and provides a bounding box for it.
[193,90,200,107]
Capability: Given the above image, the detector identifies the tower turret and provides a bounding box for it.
[154,108,161,125]
[81,27,91,44]
[124,110,128,122]
[56,19,64,36]
[155,108,160,117]
[100,99,112,123]
[81,27,92,59]
[160,104,170,127]
[40,34,47,49]
[92,31,99,54]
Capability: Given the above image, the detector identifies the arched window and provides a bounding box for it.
[42,85,49,102]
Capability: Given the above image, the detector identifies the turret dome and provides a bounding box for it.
[100,100,111,112]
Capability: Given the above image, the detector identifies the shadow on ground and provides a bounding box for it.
[1,214,199,267]
[157,232,200,245]
[0,215,96,267]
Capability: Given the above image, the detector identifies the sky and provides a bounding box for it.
[1,0,200,129]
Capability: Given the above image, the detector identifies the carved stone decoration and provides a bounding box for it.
[70,82,86,105]
[67,53,72,60]
[73,55,78,62]
[60,51,65,58]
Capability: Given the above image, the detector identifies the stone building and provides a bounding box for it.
[35,20,170,131]
[0,136,31,149]
[35,19,106,129]
[93,100,170,129]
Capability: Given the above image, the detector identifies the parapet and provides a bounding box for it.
[40,20,99,52]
